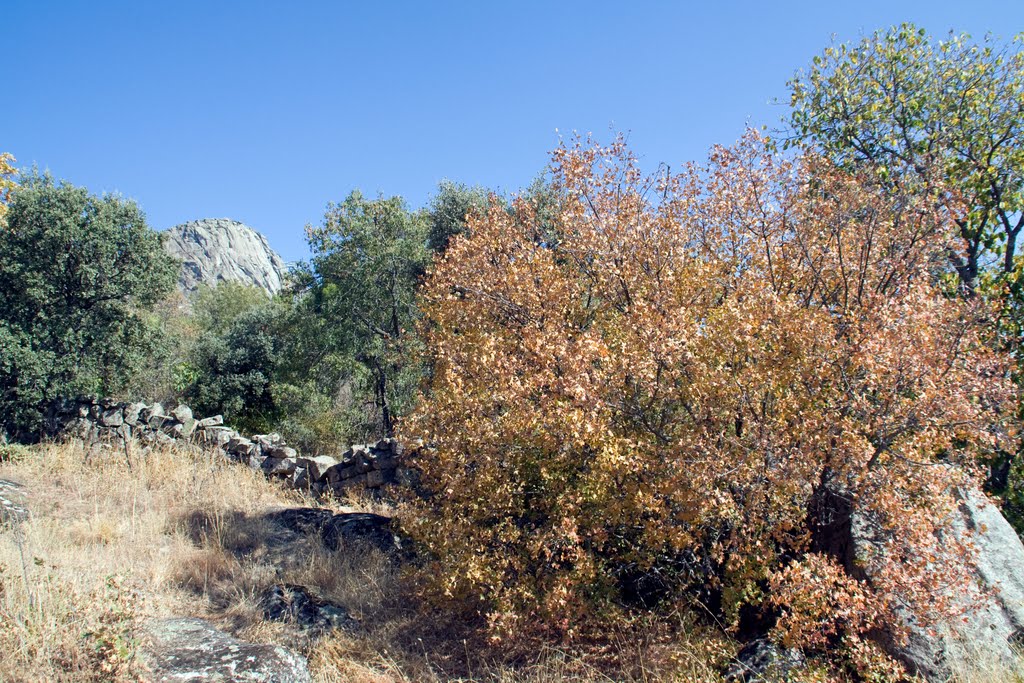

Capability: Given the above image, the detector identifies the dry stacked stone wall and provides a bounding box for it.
[44,398,416,495]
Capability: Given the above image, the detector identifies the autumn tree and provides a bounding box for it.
[0,173,178,437]
[0,153,16,222]
[787,24,1024,526]
[400,133,1016,675]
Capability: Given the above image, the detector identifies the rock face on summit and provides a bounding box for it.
[165,218,287,296]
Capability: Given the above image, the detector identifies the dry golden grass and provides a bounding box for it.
[1,438,1019,682]
[0,440,728,682]
[0,438,302,681]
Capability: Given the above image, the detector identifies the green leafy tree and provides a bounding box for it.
[787,24,1024,289]
[0,174,178,437]
[304,190,431,438]
[192,281,273,335]
[427,180,491,253]
[185,305,283,434]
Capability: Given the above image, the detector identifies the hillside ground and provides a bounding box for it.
[0,440,730,682]
[0,440,1019,682]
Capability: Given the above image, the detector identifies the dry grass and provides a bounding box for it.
[0,440,727,682]
[1,438,1020,682]
[0,438,301,681]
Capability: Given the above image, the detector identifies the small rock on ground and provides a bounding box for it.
[261,583,359,633]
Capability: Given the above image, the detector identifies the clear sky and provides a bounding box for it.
[5,1,1022,263]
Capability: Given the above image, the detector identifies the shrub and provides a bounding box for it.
[400,132,1017,671]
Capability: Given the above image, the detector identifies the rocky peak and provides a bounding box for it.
[165,218,287,296]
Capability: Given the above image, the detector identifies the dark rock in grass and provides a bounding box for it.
[264,507,401,554]
[261,583,358,633]
[723,639,805,682]
[321,512,399,552]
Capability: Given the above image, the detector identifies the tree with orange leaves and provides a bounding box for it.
[0,153,16,222]
[400,131,1017,676]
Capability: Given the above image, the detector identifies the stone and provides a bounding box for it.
[123,402,146,426]
[292,467,310,489]
[264,508,402,555]
[165,218,287,296]
[297,456,338,482]
[139,617,311,682]
[265,507,335,535]
[0,479,29,526]
[148,413,172,429]
[323,463,357,485]
[723,639,805,682]
[330,473,367,490]
[365,470,386,488]
[853,488,1024,680]
[142,403,164,421]
[375,456,398,470]
[321,512,399,552]
[253,433,284,449]
[170,404,193,423]
[267,445,297,459]
[99,408,124,427]
[196,414,224,428]
[178,417,197,439]
[262,457,298,477]
[261,584,358,633]
[226,436,255,456]
[197,426,234,448]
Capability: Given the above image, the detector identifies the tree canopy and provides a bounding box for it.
[302,190,432,437]
[0,174,178,436]
[0,153,16,222]
[787,24,1024,289]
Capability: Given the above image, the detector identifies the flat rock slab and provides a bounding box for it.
[0,479,28,525]
[139,617,311,682]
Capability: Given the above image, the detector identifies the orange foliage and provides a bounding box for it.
[399,132,1017,663]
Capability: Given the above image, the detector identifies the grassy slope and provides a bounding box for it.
[0,440,1019,682]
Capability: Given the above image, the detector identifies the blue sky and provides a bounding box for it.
[5,1,1022,262]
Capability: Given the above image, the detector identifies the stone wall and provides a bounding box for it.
[44,397,413,496]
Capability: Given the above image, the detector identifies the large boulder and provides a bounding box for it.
[854,489,1024,680]
[139,617,311,682]
[165,218,286,296]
